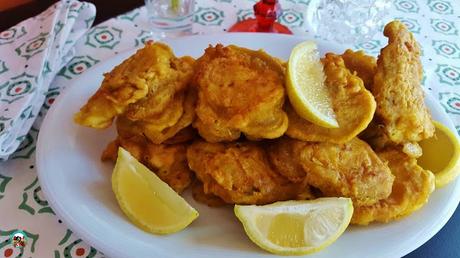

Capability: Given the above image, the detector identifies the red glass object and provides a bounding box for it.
[228,0,292,34]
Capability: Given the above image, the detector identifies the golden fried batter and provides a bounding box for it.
[119,93,184,131]
[163,126,198,145]
[187,140,312,205]
[75,42,194,129]
[124,56,195,121]
[191,180,227,207]
[266,139,307,183]
[352,147,435,225]
[193,44,288,142]
[286,54,376,144]
[102,136,193,193]
[341,49,377,89]
[116,89,196,144]
[267,137,394,206]
[370,21,434,145]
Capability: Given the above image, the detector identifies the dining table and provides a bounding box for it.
[0,0,459,257]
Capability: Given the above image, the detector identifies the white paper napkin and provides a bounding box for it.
[0,0,96,160]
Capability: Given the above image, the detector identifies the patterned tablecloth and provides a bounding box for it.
[1,0,459,257]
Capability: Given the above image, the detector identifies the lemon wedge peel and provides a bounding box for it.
[234,198,353,255]
[419,121,460,188]
[112,147,198,234]
[286,41,339,128]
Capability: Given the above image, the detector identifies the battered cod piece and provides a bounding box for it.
[163,126,198,145]
[193,44,288,142]
[123,56,195,121]
[352,148,435,225]
[191,181,227,207]
[101,136,193,193]
[74,42,194,129]
[267,137,394,206]
[370,20,435,145]
[116,89,196,144]
[265,138,306,183]
[286,54,376,144]
[187,141,313,205]
[341,49,377,89]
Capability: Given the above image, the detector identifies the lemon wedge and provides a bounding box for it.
[234,198,353,255]
[112,147,198,234]
[286,41,338,128]
[418,121,460,188]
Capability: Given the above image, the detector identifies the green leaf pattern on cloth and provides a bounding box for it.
[0,0,459,257]
[0,0,96,160]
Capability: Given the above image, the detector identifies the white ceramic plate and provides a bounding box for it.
[36,33,460,258]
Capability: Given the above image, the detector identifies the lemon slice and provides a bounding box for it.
[234,198,353,255]
[418,121,460,188]
[286,41,338,128]
[112,147,198,234]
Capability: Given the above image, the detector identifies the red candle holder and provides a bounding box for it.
[228,0,292,34]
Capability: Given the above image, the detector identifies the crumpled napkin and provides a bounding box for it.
[0,0,96,160]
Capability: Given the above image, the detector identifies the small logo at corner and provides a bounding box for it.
[9,230,27,248]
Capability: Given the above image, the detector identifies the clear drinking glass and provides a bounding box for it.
[307,0,391,44]
[145,0,195,38]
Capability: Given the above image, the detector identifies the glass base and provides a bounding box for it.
[149,29,193,39]
[228,18,292,34]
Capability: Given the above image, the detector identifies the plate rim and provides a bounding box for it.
[36,33,460,258]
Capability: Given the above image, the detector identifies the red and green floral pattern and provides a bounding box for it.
[0,0,96,160]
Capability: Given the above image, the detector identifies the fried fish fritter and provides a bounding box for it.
[191,180,227,207]
[368,21,434,146]
[101,136,193,193]
[74,42,194,129]
[193,44,288,142]
[267,137,394,206]
[187,140,313,205]
[266,138,306,184]
[116,88,196,144]
[286,54,376,144]
[123,56,195,122]
[352,147,435,225]
[341,49,377,89]
[163,126,198,145]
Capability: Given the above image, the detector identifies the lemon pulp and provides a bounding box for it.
[112,147,198,234]
[286,41,338,128]
[418,121,460,188]
[234,198,353,255]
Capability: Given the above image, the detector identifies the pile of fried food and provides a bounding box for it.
[75,20,436,226]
